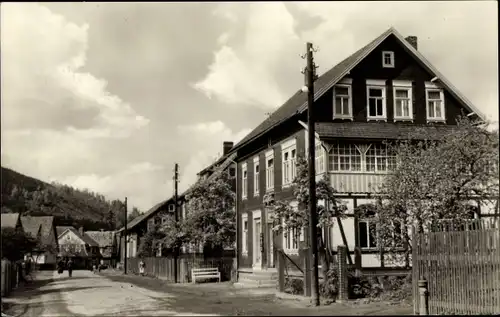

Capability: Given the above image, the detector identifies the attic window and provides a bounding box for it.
[382,51,394,68]
[168,204,175,212]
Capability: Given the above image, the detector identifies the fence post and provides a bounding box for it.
[278,251,285,292]
[418,279,429,315]
[231,257,237,283]
[337,245,348,302]
[303,248,312,297]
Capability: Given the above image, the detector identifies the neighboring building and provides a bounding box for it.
[20,216,58,267]
[85,230,118,267]
[1,213,23,232]
[116,141,237,260]
[116,198,176,261]
[225,27,494,281]
[56,226,99,269]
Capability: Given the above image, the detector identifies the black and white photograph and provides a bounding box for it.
[1,1,499,316]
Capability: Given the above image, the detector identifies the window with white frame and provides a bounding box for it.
[358,219,377,249]
[283,226,300,253]
[282,140,297,186]
[382,51,395,68]
[265,150,274,191]
[242,214,248,255]
[242,163,248,199]
[365,144,396,172]
[333,78,353,119]
[283,202,303,254]
[253,157,260,196]
[393,80,413,120]
[425,82,445,121]
[366,80,387,120]
[328,144,362,172]
[315,143,326,174]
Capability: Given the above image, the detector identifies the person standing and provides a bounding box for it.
[67,258,73,278]
[57,259,64,274]
[139,259,145,276]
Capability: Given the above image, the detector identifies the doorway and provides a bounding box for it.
[253,218,261,268]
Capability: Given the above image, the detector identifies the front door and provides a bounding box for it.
[267,223,275,268]
[253,218,261,268]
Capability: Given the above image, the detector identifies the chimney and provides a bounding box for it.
[79,227,84,236]
[223,141,233,156]
[405,36,418,50]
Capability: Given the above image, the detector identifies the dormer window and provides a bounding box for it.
[382,51,394,68]
[333,78,353,120]
[366,79,387,121]
[392,80,413,121]
[425,82,445,122]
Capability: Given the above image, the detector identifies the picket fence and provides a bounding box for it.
[1,260,19,297]
[413,218,500,315]
[126,255,235,283]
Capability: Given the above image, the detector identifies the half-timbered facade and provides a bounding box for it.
[228,27,495,280]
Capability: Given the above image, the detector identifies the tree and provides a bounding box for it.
[128,207,141,222]
[105,209,115,230]
[376,116,499,266]
[1,228,38,262]
[137,227,166,258]
[265,156,348,275]
[182,170,236,254]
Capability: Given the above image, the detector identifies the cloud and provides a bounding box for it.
[0,3,152,208]
[62,162,170,211]
[195,2,497,121]
[193,2,301,110]
[177,121,251,192]
[0,3,148,137]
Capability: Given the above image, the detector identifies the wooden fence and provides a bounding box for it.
[413,218,500,315]
[126,255,235,283]
[1,260,19,297]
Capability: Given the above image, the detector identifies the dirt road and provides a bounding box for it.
[2,270,412,316]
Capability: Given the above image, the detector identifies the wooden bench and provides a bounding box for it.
[191,267,221,284]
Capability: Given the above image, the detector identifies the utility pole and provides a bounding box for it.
[173,163,179,283]
[303,42,320,306]
[124,196,128,275]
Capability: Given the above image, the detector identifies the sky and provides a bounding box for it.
[1,1,498,212]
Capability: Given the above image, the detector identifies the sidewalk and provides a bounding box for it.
[1,271,59,317]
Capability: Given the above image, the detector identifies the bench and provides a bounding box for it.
[191,267,221,284]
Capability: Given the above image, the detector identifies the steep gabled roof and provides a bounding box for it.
[20,216,55,245]
[229,27,486,155]
[85,231,115,247]
[117,198,173,233]
[56,226,98,247]
[1,213,20,229]
[20,217,42,238]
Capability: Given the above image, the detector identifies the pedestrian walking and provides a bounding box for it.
[57,259,64,274]
[67,258,73,278]
[139,259,145,276]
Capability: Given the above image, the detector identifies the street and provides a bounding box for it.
[2,270,412,316]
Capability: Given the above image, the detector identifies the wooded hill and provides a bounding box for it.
[1,166,141,231]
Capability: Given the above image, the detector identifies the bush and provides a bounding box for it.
[379,274,412,301]
[347,270,412,301]
[319,268,339,299]
[284,277,303,295]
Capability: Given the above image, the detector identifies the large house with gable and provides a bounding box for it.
[20,216,58,267]
[220,27,497,282]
